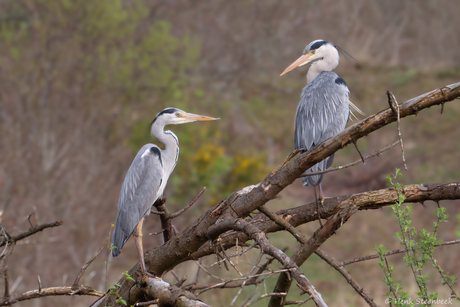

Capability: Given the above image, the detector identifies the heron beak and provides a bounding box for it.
[280,52,317,76]
[181,112,220,122]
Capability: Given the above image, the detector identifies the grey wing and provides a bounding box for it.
[112,144,164,257]
[294,73,350,186]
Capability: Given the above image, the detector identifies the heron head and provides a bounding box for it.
[280,40,339,76]
[152,108,219,127]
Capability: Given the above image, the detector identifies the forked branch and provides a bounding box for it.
[100,82,460,306]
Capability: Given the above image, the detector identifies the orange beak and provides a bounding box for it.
[182,112,220,121]
[280,52,317,76]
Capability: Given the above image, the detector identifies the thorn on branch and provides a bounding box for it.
[37,275,42,293]
[352,140,365,164]
[439,87,450,115]
[175,276,187,288]
[27,212,36,229]
[387,91,398,114]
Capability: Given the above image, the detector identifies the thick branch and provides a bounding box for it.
[142,277,212,307]
[0,286,103,306]
[101,83,460,305]
[191,182,460,261]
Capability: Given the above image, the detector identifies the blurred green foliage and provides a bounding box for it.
[0,0,268,207]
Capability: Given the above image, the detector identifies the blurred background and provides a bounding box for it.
[0,1,459,306]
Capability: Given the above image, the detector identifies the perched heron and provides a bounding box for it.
[112,108,218,275]
[280,39,363,202]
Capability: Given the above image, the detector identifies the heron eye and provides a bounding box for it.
[175,112,181,117]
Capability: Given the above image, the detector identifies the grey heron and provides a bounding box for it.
[112,107,219,275]
[280,40,363,203]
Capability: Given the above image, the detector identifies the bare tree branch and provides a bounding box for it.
[170,187,207,219]
[1,222,64,302]
[0,221,62,247]
[301,140,399,178]
[268,204,358,307]
[100,83,460,306]
[0,286,103,306]
[258,204,377,306]
[72,234,110,288]
[314,249,378,307]
[190,182,460,262]
[342,239,460,266]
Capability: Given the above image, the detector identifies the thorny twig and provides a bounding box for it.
[353,140,365,163]
[170,187,206,219]
[1,221,63,247]
[342,239,460,266]
[258,204,376,306]
[218,242,243,277]
[315,249,378,307]
[192,269,294,294]
[73,234,110,288]
[283,296,313,306]
[387,91,407,170]
[207,218,328,307]
[258,205,307,244]
[231,248,269,306]
[194,259,227,282]
[210,241,258,268]
[243,292,288,307]
[302,140,399,178]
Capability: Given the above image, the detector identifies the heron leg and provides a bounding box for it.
[313,185,324,228]
[133,219,155,277]
[318,184,325,202]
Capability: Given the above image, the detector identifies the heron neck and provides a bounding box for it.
[150,123,179,177]
[306,68,320,84]
[306,57,339,84]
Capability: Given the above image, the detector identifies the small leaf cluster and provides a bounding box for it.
[107,271,134,306]
[376,169,458,306]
